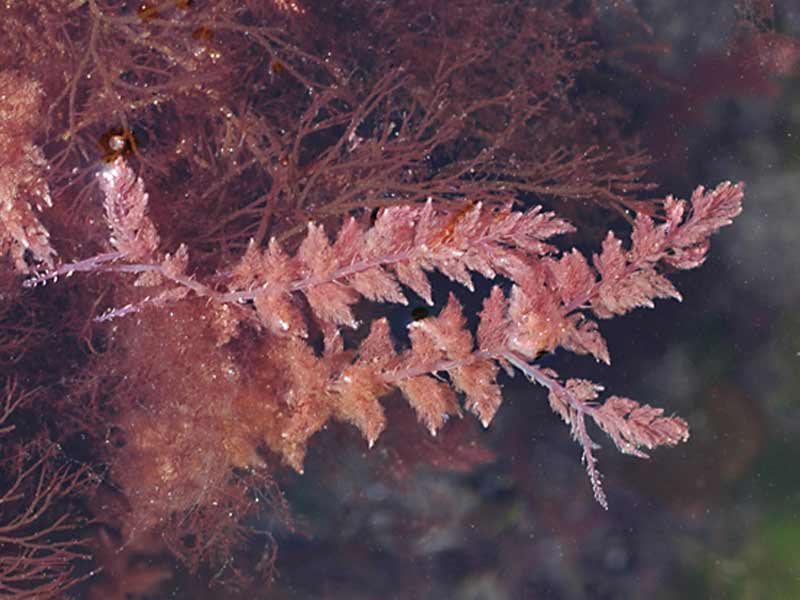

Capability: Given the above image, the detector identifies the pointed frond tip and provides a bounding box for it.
[98,158,160,261]
[502,353,692,509]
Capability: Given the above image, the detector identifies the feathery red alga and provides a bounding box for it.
[29,158,742,509]
[0,0,751,592]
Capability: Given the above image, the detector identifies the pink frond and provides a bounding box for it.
[98,158,160,261]
[451,360,502,427]
[592,396,690,457]
[331,364,388,447]
[397,376,459,436]
[23,152,741,509]
[0,72,56,274]
[476,286,509,354]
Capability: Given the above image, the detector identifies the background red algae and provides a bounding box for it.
[2,0,792,598]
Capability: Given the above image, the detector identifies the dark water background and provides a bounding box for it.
[255,2,800,599]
